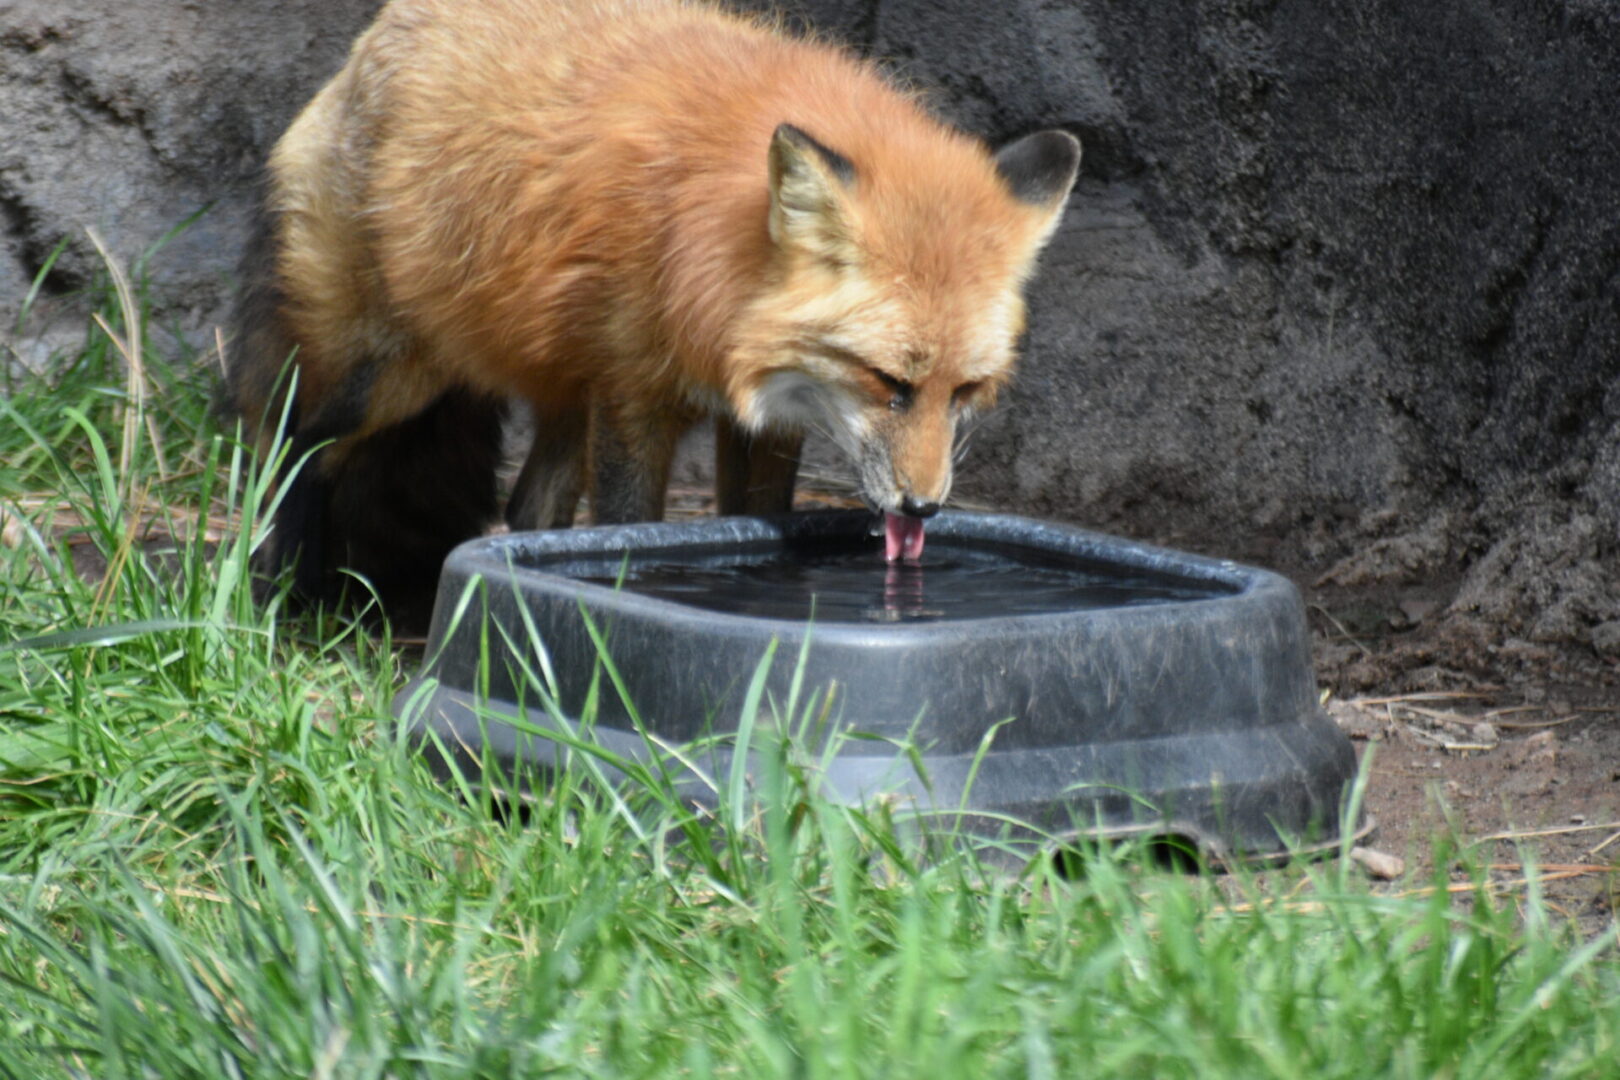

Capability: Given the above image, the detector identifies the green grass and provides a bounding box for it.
[1,244,1618,1079]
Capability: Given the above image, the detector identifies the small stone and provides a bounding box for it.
[1326,700,1383,739]
[1591,621,1620,658]
[1399,598,1439,625]
[1350,846,1405,880]
[1524,729,1559,764]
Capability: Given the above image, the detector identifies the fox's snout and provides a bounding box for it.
[901,495,940,517]
[744,363,961,517]
[863,444,950,517]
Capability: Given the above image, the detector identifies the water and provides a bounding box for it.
[535,538,1229,623]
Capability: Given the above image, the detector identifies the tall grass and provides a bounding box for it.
[0,241,1616,1078]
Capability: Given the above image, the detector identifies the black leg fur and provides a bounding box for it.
[714,416,802,516]
[250,390,505,632]
[318,389,507,629]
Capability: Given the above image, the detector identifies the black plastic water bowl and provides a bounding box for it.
[396,510,1363,865]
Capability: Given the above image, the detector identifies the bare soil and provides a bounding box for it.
[1282,570,1620,929]
[1326,688,1619,922]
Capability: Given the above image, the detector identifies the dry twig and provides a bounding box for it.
[1350,692,1495,706]
[1478,821,1620,844]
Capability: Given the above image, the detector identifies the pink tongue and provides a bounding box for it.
[883,512,927,562]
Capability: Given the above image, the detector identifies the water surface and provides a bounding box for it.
[532,538,1228,624]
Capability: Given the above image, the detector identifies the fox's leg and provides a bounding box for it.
[247,337,481,620]
[714,415,802,515]
[265,358,391,605]
[505,400,588,530]
[322,388,505,627]
[587,397,690,524]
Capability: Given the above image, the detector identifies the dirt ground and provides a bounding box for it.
[1300,581,1620,930]
[1324,685,1618,920]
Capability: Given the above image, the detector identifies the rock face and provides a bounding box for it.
[3,0,1617,684]
[0,0,379,329]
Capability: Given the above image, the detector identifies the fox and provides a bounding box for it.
[221,0,1080,620]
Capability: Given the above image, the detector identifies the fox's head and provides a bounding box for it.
[729,121,1080,560]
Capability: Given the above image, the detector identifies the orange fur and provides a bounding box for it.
[227,0,1078,597]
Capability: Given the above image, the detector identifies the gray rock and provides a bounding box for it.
[0,0,379,328]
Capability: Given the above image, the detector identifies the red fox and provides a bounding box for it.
[222,0,1079,617]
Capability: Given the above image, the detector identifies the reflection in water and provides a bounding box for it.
[560,539,1223,624]
[875,561,939,622]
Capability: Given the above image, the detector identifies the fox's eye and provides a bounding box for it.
[871,369,914,411]
[953,381,984,408]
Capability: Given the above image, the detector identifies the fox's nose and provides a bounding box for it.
[900,495,940,518]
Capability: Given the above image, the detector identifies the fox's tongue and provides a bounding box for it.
[883,512,927,562]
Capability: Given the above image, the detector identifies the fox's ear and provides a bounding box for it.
[995,130,1081,247]
[995,130,1081,207]
[768,123,857,261]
